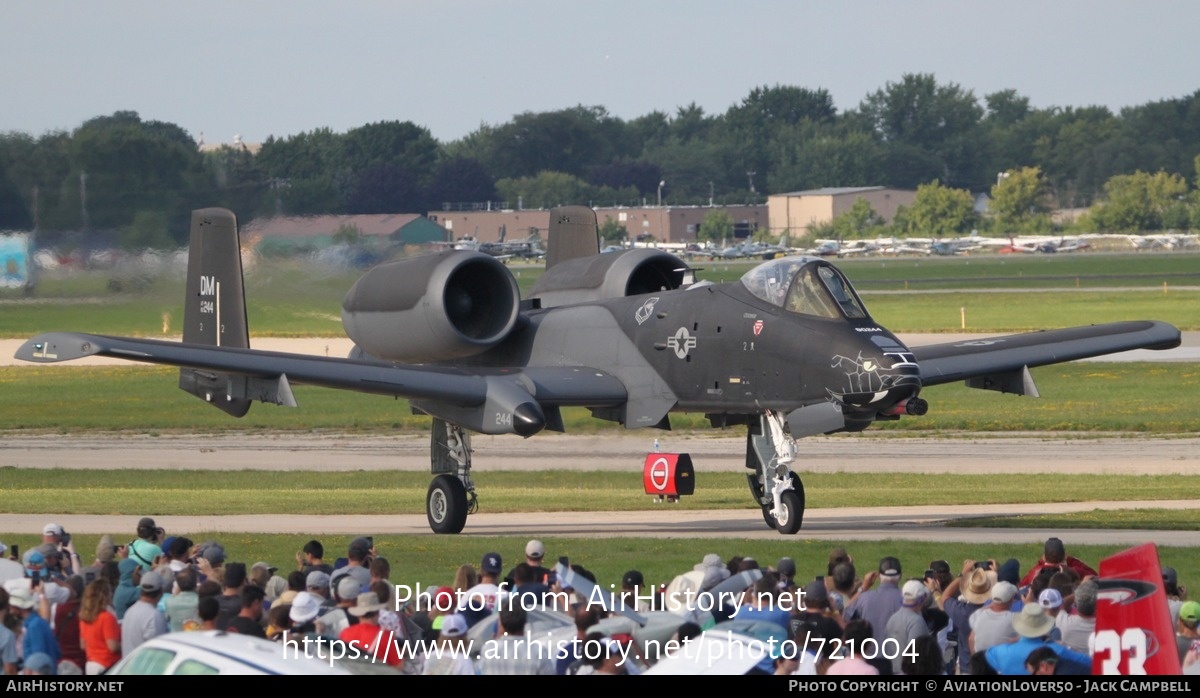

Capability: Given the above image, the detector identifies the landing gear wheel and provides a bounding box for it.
[427,474,468,534]
[775,489,804,535]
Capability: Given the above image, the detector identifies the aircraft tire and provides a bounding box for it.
[427,474,468,534]
[775,489,804,535]
[760,506,777,530]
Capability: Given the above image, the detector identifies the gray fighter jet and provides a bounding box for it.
[15,207,1181,535]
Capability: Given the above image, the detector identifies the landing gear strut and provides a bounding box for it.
[428,419,478,533]
[745,410,805,534]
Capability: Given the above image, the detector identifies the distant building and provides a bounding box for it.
[767,187,916,236]
[242,213,446,255]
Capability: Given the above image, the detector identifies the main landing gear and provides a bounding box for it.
[745,410,805,535]
[427,419,478,534]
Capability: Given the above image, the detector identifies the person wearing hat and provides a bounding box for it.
[79,535,115,587]
[338,591,401,668]
[1176,600,1200,664]
[316,576,365,640]
[306,570,334,609]
[844,555,904,644]
[884,580,931,673]
[937,560,996,674]
[968,579,1019,657]
[6,584,61,673]
[620,569,646,611]
[504,539,550,588]
[286,591,322,639]
[458,552,505,627]
[120,569,168,656]
[776,557,797,590]
[421,613,475,675]
[1036,588,1065,640]
[984,602,1091,674]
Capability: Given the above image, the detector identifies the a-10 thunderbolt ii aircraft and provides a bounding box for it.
[16,206,1181,534]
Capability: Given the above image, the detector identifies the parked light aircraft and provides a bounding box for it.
[15,207,1181,534]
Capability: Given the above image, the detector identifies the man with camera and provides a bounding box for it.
[128,517,165,573]
[30,523,81,581]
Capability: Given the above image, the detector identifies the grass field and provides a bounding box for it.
[3,251,1198,336]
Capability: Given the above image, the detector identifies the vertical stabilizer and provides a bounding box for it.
[178,207,252,417]
[1094,542,1182,674]
[546,205,599,270]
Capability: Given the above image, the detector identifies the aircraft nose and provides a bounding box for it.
[828,346,922,409]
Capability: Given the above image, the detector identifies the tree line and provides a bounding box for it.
[1,73,1199,249]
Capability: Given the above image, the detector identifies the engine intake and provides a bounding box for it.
[529,248,688,307]
[341,250,519,363]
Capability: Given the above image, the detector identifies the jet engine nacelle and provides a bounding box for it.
[529,248,689,308]
[341,250,520,363]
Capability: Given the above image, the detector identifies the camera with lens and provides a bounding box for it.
[974,560,992,570]
[60,531,72,547]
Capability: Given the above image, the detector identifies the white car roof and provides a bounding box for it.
[108,630,357,675]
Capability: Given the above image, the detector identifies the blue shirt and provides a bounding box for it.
[23,613,60,672]
[986,637,1091,675]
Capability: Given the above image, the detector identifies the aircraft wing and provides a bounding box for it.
[14,331,627,434]
[910,321,1181,394]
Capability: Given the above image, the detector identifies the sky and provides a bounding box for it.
[3,1,1198,148]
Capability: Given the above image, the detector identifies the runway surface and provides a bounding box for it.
[2,432,1197,546]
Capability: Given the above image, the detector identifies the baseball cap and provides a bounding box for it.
[1163,567,1179,587]
[901,579,927,606]
[1038,588,1063,609]
[481,552,502,575]
[306,570,330,590]
[623,570,644,588]
[140,570,165,593]
[440,613,469,638]
[200,542,226,565]
[42,523,63,537]
[336,576,361,601]
[1179,601,1200,626]
[525,540,545,560]
[878,556,901,578]
[776,557,797,578]
[803,579,828,607]
[991,581,1018,603]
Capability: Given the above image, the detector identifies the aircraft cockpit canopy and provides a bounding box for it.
[740,256,868,320]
